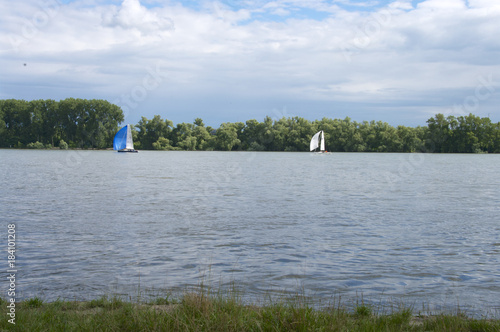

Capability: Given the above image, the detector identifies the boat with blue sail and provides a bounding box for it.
[113,124,138,153]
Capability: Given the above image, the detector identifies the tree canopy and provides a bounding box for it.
[1,99,499,153]
[0,98,123,149]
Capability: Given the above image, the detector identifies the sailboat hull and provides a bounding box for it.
[117,149,138,153]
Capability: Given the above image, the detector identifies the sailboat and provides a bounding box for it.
[113,124,138,153]
[310,130,327,153]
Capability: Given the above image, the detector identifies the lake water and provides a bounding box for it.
[1,150,499,316]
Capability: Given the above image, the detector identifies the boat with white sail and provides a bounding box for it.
[310,130,327,153]
[113,124,138,153]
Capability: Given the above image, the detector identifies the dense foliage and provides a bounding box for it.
[1,99,500,152]
[131,114,500,153]
[0,99,123,149]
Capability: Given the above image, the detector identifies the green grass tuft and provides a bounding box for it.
[86,295,124,309]
[24,297,43,308]
[355,304,372,317]
[1,290,499,331]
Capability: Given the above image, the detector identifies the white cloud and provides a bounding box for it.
[468,0,500,9]
[102,0,174,34]
[416,0,466,10]
[1,0,499,126]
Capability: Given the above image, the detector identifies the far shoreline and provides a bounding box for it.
[0,147,496,154]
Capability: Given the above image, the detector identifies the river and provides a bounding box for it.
[1,150,499,316]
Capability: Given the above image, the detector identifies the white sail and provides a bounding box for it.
[310,131,321,151]
[320,131,325,151]
[125,124,134,150]
[310,130,326,152]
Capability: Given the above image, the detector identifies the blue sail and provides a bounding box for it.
[113,125,128,150]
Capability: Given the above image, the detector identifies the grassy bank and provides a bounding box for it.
[2,291,499,332]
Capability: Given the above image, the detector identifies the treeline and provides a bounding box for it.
[1,99,500,152]
[0,99,123,149]
[131,113,500,153]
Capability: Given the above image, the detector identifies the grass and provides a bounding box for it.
[1,290,499,331]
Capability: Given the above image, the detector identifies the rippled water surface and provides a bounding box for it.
[1,150,499,315]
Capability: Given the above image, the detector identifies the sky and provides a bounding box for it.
[1,0,499,128]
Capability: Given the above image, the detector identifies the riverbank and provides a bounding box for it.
[2,291,499,331]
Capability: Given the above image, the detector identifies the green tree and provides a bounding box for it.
[426,114,452,152]
[152,137,174,150]
[329,117,364,152]
[397,125,423,152]
[452,113,493,153]
[215,122,241,151]
[493,122,500,153]
[26,141,46,149]
[1,99,30,146]
[173,122,195,150]
[0,102,5,146]
[135,115,172,150]
[84,99,124,149]
[258,116,275,150]
[56,98,123,148]
[59,139,69,149]
[241,119,269,151]
[38,99,60,147]
[283,117,313,151]
[192,118,213,150]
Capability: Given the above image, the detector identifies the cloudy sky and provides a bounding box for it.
[1,0,499,127]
